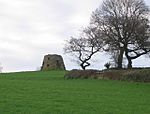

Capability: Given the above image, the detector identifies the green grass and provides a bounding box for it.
[0,71,150,114]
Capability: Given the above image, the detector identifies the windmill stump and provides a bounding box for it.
[41,54,66,71]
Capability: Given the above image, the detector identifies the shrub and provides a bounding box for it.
[101,70,124,80]
[104,62,111,69]
[122,69,150,82]
[64,69,150,82]
[64,69,99,79]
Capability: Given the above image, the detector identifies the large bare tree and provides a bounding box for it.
[91,0,150,68]
[64,27,104,70]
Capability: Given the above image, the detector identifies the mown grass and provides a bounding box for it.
[0,71,150,114]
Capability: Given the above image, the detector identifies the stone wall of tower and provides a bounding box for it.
[41,54,66,70]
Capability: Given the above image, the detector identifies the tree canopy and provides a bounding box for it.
[91,0,150,68]
[64,0,150,69]
[64,27,104,70]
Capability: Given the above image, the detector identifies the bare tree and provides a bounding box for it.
[64,27,103,70]
[91,0,150,68]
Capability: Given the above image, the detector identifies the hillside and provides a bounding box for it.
[0,71,150,114]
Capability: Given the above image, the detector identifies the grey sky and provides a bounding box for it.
[0,0,150,72]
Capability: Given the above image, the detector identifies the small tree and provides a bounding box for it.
[64,27,104,70]
[104,62,111,69]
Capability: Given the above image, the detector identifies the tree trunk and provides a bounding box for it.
[80,63,86,70]
[127,59,132,68]
[80,58,91,70]
[117,48,124,69]
[126,57,132,68]
[125,50,132,68]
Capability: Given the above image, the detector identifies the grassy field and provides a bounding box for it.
[0,71,150,114]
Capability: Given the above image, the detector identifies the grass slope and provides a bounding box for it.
[0,71,150,114]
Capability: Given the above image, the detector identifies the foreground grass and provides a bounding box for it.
[0,71,149,114]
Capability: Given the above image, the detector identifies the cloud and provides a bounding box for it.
[0,0,149,72]
[0,0,102,72]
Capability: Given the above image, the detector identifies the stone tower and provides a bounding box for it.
[41,54,66,70]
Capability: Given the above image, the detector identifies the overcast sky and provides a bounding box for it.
[0,0,150,72]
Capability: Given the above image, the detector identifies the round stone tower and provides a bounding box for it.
[41,54,66,71]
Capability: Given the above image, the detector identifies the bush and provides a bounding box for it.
[122,69,150,82]
[64,69,99,79]
[104,62,111,69]
[64,69,150,82]
[100,70,124,80]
